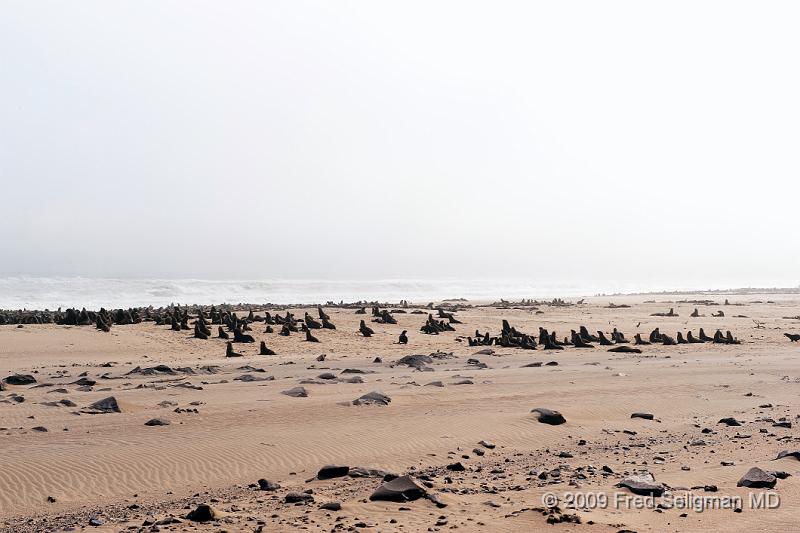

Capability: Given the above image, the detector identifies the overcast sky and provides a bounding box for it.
[1,1,798,288]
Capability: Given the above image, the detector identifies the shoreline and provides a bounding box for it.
[2,275,798,311]
[1,287,799,314]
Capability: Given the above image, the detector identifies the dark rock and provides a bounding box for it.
[282,387,308,398]
[349,467,392,478]
[144,417,170,426]
[369,475,427,502]
[317,465,350,479]
[631,413,654,420]
[320,502,341,511]
[737,467,777,489]
[285,492,315,504]
[258,478,281,491]
[3,374,36,386]
[776,450,800,461]
[83,396,122,414]
[427,493,448,508]
[531,408,566,425]
[353,391,391,406]
[395,354,433,371]
[186,504,225,522]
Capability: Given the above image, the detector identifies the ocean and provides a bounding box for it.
[1,276,794,310]
[0,276,668,310]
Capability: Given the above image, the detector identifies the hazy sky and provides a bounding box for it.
[2,1,798,288]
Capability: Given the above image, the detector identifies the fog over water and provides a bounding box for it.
[1,276,797,310]
[2,2,798,300]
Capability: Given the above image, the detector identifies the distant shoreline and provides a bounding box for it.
[598,287,800,297]
[1,287,799,314]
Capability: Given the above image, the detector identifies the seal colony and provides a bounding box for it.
[1,293,800,532]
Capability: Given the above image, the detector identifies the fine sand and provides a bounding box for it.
[2,294,800,532]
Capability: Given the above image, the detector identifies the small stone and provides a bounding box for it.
[320,501,341,511]
[285,492,315,504]
[144,418,170,426]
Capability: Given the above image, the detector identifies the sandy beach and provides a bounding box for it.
[2,294,799,532]
[5,1,799,530]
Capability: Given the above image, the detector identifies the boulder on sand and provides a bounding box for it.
[82,396,124,414]
[776,450,800,461]
[282,386,308,398]
[317,465,350,480]
[144,417,170,426]
[3,374,36,386]
[353,391,391,406]
[258,478,281,491]
[395,354,433,371]
[285,492,315,503]
[186,504,226,522]
[320,501,342,511]
[369,475,427,502]
[616,473,665,496]
[531,408,566,425]
[737,467,777,489]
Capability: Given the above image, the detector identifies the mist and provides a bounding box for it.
[2,1,799,290]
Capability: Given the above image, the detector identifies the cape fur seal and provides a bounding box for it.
[359,320,374,337]
[226,342,243,358]
[260,341,276,355]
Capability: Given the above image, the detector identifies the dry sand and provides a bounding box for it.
[2,294,800,532]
